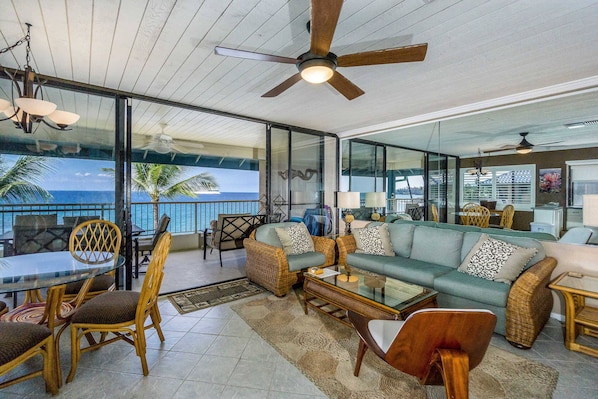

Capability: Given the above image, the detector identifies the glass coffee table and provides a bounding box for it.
[303,265,438,326]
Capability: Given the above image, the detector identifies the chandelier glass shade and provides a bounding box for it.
[0,23,80,134]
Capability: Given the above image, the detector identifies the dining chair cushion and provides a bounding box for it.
[64,275,115,295]
[0,302,75,324]
[72,291,140,325]
[458,234,537,284]
[0,323,52,365]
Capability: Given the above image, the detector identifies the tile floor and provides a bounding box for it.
[2,248,598,398]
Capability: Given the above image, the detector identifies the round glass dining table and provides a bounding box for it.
[0,252,125,294]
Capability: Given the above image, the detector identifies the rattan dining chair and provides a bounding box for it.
[62,220,122,303]
[67,232,172,383]
[489,204,515,229]
[459,202,477,225]
[348,308,496,399]
[0,322,58,395]
[430,203,439,222]
[464,205,491,228]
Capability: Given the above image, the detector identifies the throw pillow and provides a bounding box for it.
[354,224,395,256]
[458,234,537,284]
[275,223,314,255]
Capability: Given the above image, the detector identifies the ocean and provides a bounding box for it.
[1,191,260,235]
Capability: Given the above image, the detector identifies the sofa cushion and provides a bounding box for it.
[434,270,510,308]
[275,223,314,255]
[436,223,482,233]
[255,222,298,248]
[353,224,394,256]
[386,223,415,258]
[287,252,325,272]
[346,253,386,275]
[410,226,464,268]
[383,257,453,287]
[458,234,537,284]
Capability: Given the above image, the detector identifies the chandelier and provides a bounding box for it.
[0,23,80,134]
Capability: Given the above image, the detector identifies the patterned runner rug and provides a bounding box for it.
[166,278,264,314]
[231,290,558,399]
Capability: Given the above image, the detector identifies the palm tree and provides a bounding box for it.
[0,155,54,203]
[131,163,218,230]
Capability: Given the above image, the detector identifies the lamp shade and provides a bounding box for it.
[14,97,56,116]
[48,110,80,126]
[365,192,386,208]
[583,195,598,227]
[0,99,11,112]
[337,191,360,209]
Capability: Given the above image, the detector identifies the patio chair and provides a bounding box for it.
[203,214,266,267]
[348,308,496,399]
[0,322,58,395]
[135,214,170,278]
[62,215,100,227]
[67,232,172,382]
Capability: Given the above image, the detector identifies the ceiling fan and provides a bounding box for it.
[214,0,428,100]
[483,132,564,155]
[139,123,204,154]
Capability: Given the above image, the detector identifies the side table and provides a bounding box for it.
[549,272,598,357]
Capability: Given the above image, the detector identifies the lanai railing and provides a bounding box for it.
[0,199,260,237]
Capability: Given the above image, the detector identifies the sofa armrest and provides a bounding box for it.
[243,237,298,297]
[336,235,357,266]
[312,236,336,266]
[505,256,558,348]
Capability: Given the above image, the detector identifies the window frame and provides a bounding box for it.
[459,164,536,211]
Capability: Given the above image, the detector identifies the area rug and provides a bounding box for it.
[231,291,559,399]
[167,278,265,314]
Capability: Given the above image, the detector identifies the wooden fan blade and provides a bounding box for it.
[482,145,517,154]
[328,72,364,100]
[214,46,297,64]
[310,0,343,56]
[337,43,428,67]
[262,74,303,98]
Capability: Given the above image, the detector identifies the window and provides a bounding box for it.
[460,164,535,210]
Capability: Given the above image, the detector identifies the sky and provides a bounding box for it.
[1,154,259,192]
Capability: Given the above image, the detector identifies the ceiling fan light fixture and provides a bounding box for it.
[299,58,335,84]
[516,147,532,154]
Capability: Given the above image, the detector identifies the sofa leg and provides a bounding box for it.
[507,339,531,350]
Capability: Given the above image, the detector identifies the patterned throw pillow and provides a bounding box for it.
[275,223,314,255]
[458,234,537,284]
[354,224,395,256]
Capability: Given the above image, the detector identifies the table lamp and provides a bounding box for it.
[583,194,598,228]
[365,192,386,221]
[337,191,360,234]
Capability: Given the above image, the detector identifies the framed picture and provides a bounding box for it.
[539,168,561,193]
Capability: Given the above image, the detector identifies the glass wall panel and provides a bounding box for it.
[270,127,290,221]
[386,147,425,218]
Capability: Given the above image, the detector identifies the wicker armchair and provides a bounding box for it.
[244,224,336,297]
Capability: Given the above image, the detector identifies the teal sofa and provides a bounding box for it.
[336,220,558,348]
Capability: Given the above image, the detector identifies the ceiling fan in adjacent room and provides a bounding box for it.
[139,123,204,154]
[213,0,428,100]
[483,132,564,155]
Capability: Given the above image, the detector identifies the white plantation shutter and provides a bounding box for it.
[460,165,535,210]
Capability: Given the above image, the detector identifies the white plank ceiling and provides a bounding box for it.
[1,0,598,158]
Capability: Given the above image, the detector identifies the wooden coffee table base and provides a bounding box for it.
[303,274,438,326]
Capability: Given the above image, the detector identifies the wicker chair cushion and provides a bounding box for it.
[72,291,140,324]
[287,251,326,272]
[0,322,51,365]
[64,275,115,295]
[0,302,75,324]
[0,301,6,314]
